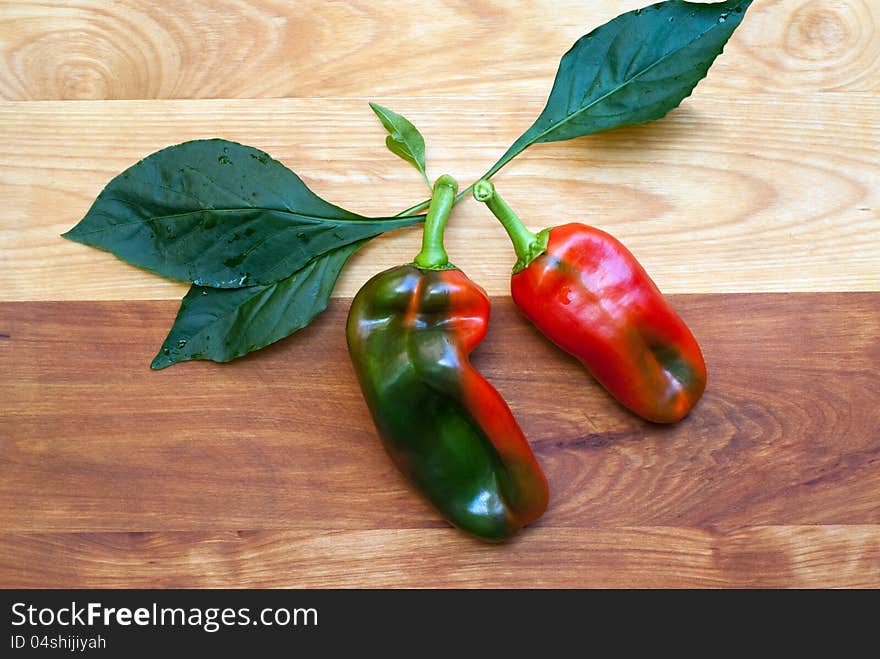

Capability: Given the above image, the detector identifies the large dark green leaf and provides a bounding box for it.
[484,0,752,178]
[63,139,421,288]
[150,241,363,369]
[369,102,430,188]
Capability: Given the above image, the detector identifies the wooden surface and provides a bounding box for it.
[1,0,879,588]
[2,93,878,300]
[2,295,879,587]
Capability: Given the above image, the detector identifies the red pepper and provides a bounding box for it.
[474,180,706,424]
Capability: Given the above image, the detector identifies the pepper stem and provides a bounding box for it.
[473,180,549,273]
[413,174,458,270]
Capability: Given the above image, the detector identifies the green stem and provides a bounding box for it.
[413,175,458,269]
[396,197,431,217]
[396,137,527,218]
[472,180,549,273]
[454,182,475,206]
[480,137,529,183]
[396,181,489,218]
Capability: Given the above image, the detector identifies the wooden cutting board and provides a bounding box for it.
[2,0,878,588]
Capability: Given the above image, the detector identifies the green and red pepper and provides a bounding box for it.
[347,176,548,540]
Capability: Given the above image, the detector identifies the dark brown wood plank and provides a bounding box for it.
[1,526,878,588]
[2,293,879,538]
[2,293,880,587]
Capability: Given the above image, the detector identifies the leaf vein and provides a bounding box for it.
[536,13,734,143]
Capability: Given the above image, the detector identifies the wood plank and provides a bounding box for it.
[1,526,877,588]
[1,1,876,101]
[2,94,877,301]
[2,294,878,537]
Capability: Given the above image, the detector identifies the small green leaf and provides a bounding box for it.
[485,0,752,178]
[150,241,364,369]
[63,139,422,288]
[369,102,430,188]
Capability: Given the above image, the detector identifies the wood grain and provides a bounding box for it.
[2,293,878,586]
[2,526,878,588]
[2,0,878,590]
[2,93,877,301]
[1,1,877,101]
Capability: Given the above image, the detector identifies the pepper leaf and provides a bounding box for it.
[63,139,422,288]
[369,102,431,189]
[150,240,364,369]
[484,0,752,178]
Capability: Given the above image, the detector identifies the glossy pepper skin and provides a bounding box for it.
[346,175,547,541]
[475,181,706,424]
[513,224,706,423]
[347,264,549,540]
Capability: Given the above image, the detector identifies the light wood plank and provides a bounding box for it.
[2,295,878,535]
[1,526,878,588]
[2,94,877,300]
[1,1,876,101]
